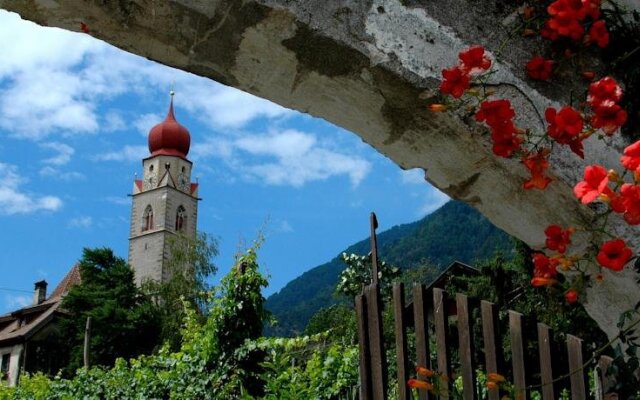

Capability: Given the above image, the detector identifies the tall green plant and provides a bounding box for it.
[143,231,218,349]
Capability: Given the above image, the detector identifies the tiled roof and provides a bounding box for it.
[48,264,81,300]
[0,265,81,344]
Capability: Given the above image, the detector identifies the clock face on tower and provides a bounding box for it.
[177,172,189,192]
[144,174,158,190]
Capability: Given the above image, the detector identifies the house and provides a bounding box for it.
[0,265,81,386]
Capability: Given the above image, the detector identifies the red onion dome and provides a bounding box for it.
[148,96,190,158]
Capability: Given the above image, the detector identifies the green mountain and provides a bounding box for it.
[265,201,514,336]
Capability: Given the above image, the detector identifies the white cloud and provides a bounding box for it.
[94,145,148,163]
[0,162,63,215]
[68,216,93,228]
[4,294,31,310]
[400,168,427,185]
[39,166,85,181]
[103,112,126,132]
[209,130,371,187]
[418,188,450,216]
[0,10,290,142]
[40,142,74,165]
[134,113,162,136]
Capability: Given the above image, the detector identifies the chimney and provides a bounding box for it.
[33,280,47,305]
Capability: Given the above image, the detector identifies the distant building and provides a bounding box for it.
[0,266,81,386]
[128,94,200,286]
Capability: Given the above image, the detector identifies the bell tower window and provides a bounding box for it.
[175,206,186,232]
[143,205,154,231]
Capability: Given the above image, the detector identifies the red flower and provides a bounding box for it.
[80,22,90,34]
[621,140,640,173]
[440,66,470,98]
[526,56,554,81]
[587,20,609,48]
[475,99,516,128]
[533,253,559,278]
[544,225,573,253]
[541,21,560,40]
[547,0,585,40]
[597,239,632,271]
[545,106,584,145]
[581,0,602,20]
[574,165,610,204]
[591,103,627,135]
[565,289,579,304]
[588,77,623,107]
[491,124,522,158]
[618,184,640,225]
[523,151,553,190]
[568,137,585,159]
[459,46,492,74]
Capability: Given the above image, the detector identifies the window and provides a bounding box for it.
[175,206,186,232]
[143,205,154,231]
[1,353,9,381]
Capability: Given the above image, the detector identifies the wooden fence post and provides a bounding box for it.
[481,301,501,400]
[537,323,555,400]
[567,335,587,400]
[433,288,451,399]
[456,293,477,400]
[84,316,91,369]
[509,311,527,400]
[366,283,388,400]
[413,284,430,400]
[394,283,411,400]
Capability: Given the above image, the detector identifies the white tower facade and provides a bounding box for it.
[128,96,199,286]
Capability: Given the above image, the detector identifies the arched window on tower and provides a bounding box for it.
[175,206,186,232]
[143,205,154,231]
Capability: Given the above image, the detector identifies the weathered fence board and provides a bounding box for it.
[356,283,612,400]
[365,283,388,400]
[567,335,587,400]
[481,300,500,400]
[456,293,477,400]
[393,283,411,400]
[537,323,555,400]
[509,311,527,400]
[413,284,430,400]
[433,288,450,399]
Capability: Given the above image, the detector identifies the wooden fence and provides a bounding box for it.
[355,281,617,400]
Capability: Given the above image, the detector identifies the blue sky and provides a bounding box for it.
[0,10,448,314]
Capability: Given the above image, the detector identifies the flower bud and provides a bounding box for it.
[607,169,620,182]
[466,88,480,96]
[523,28,536,37]
[581,71,595,81]
[427,104,448,112]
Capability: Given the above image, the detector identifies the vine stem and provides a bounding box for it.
[524,316,640,391]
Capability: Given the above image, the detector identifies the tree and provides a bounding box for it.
[142,231,218,349]
[59,248,161,374]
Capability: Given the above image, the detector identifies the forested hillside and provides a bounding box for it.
[266,201,514,336]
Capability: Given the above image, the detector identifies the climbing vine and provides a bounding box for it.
[426,0,640,395]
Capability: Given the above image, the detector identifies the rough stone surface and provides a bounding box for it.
[2,0,639,340]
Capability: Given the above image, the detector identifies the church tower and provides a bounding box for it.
[128,94,199,286]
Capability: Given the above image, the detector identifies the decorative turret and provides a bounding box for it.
[148,92,191,159]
